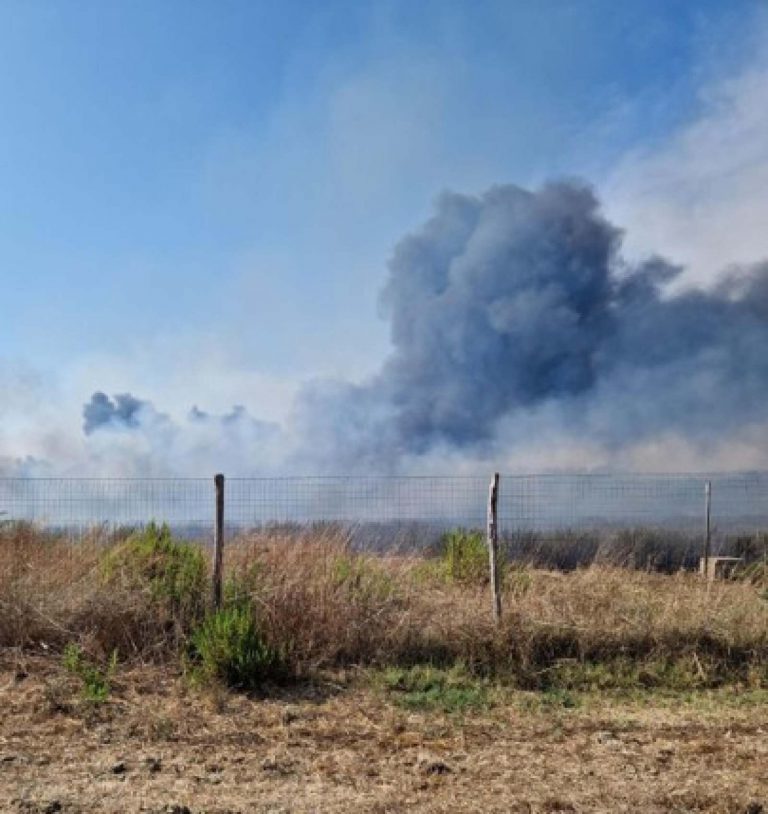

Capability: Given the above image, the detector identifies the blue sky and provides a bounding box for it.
[3,0,768,473]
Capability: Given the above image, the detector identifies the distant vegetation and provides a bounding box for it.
[0,520,766,695]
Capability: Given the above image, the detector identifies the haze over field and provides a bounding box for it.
[3,1,768,475]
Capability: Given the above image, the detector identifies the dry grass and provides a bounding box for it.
[0,657,767,813]
[1,523,767,688]
[2,524,767,811]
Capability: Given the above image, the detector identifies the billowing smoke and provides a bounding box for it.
[294,181,768,471]
[77,392,281,474]
[83,392,148,435]
[62,179,768,474]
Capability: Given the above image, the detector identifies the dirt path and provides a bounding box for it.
[0,663,766,813]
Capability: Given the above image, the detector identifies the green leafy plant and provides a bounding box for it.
[189,605,283,689]
[440,528,496,584]
[63,643,117,703]
[101,522,207,622]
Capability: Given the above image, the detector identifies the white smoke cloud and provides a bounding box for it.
[605,25,768,288]
[0,339,298,477]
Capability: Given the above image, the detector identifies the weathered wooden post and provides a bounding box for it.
[701,480,712,579]
[487,472,502,623]
[212,473,225,609]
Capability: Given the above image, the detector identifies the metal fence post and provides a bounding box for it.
[487,472,502,623]
[701,480,712,579]
[212,473,225,609]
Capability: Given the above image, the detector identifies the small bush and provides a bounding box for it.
[538,688,581,710]
[101,522,207,624]
[63,643,117,703]
[189,605,283,689]
[441,528,493,583]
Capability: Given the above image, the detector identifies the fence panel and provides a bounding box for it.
[0,478,211,539]
[2,473,768,563]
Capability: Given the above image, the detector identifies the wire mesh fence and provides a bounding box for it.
[0,478,213,535]
[2,472,768,567]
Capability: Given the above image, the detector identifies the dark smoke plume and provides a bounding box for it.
[83,392,148,435]
[78,180,768,473]
[79,391,280,474]
[295,181,768,470]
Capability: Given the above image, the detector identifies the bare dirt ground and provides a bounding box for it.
[0,661,766,814]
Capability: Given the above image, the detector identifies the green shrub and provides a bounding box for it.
[63,643,117,703]
[189,605,283,689]
[440,528,494,584]
[101,522,207,623]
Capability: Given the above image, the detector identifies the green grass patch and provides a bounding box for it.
[378,664,492,713]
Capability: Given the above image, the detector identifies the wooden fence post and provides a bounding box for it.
[701,480,712,579]
[487,472,502,623]
[212,473,225,610]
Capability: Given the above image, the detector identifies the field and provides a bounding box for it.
[2,658,767,813]
[1,523,767,812]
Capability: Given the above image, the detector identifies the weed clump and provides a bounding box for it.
[189,605,283,689]
[63,643,117,703]
[440,528,493,584]
[102,522,207,624]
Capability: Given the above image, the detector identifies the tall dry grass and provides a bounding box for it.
[0,522,202,658]
[1,522,766,687]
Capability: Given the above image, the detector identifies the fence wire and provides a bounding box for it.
[2,473,768,564]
